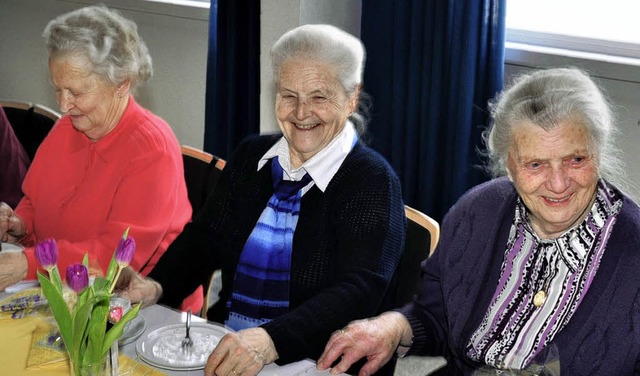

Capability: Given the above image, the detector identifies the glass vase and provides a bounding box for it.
[69,357,111,376]
[69,343,117,376]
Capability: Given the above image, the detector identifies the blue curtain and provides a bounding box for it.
[204,0,261,159]
[361,0,506,222]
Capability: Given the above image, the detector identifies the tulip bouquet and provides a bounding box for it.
[35,228,141,375]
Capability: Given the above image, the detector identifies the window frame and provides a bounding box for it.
[505,29,640,84]
[62,0,210,20]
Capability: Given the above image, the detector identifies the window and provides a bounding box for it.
[506,1,640,60]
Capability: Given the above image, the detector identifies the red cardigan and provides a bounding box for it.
[16,97,191,280]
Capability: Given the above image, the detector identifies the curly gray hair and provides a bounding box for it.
[483,67,626,188]
[43,5,152,89]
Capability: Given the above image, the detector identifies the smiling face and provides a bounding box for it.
[507,120,599,239]
[275,58,358,168]
[49,52,129,140]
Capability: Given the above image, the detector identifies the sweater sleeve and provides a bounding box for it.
[397,213,456,356]
[148,137,254,308]
[397,178,516,359]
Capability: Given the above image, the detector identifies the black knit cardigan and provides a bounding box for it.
[150,134,406,364]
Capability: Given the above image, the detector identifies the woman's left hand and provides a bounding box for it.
[0,251,28,291]
[204,327,278,376]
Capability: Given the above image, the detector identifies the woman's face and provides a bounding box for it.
[507,120,599,239]
[49,52,127,140]
[275,58,358,168]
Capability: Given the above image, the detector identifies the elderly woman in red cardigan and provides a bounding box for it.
[0,6,191,302]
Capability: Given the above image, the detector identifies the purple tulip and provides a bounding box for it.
[66,264,89,293]
[115,237,135,268]
[35,239,58,270]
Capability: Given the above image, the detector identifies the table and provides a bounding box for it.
[0,287,342,376]
[124,304,338,376]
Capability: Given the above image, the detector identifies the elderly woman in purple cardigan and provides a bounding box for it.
[318,67,640,376]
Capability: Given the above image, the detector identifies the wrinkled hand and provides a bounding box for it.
[204,327,278,376]
[317,312,412,376]
[114,267,162,308]
[0,202,26,243]
[0,251,28,291]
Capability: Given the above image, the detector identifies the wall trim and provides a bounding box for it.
[505,42,640,85]
[56,0,210,20]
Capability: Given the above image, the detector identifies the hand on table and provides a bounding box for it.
[204,327,279,376]
[114,267,163,308]
[0,202,26,244]
[316,312,412,376]
[0,251,28,291]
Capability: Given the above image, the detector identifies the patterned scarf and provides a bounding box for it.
[225,157,312,330]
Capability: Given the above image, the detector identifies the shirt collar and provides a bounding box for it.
[258,121,358,192]
[515,179,622,271]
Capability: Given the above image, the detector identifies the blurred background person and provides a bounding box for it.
[0,106,30,209]
[119,24,406,376]
[318,67,640,376]
[0,6,191,297]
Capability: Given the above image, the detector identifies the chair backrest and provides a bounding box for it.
[1,100,60,161]
[380,205,440,310]
[180,145,226,219]
[180,145,227,318]
[404,205,440,255]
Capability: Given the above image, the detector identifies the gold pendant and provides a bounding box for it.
[533,290,546,307]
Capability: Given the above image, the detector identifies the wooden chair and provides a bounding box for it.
[1,100,60,161]
[381,205,440,310]
[180,145,226,317]
[180,145,226,219]
[362,205,441,376]
[404,205,440,256]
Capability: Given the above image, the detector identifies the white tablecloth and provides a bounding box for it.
[124,305,338,375]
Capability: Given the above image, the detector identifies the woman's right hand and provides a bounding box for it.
[115,267,163,308]
[317,312,413,376]
[0,202,26,243]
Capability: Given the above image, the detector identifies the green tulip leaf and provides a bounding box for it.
[37,272,73,355]
[50,266,64,294]
[101,303,141,357]
[71,288,97,360]
[85,296,110,363]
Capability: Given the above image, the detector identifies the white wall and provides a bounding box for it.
[0,0,361,143]
[2,0,639,197]
[0,0,209,149]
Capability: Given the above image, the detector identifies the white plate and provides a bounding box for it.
[136,322,230,371]
[4,280,39,294]
[1,242,24,252]
[118,315,147,346]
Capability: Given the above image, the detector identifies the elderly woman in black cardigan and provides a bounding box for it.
[119,24,405,376]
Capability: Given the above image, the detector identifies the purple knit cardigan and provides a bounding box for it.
[399,177,640,375]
